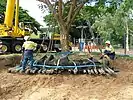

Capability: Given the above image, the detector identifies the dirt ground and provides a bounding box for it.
[0,55,133,100]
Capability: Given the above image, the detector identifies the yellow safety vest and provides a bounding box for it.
[22,41,37,50]
[105,45,115,53]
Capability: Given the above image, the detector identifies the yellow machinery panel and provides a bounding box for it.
[52,33,60,40]
[4,0,15,28]
[0,0,30,38]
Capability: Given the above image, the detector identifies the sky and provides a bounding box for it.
[19,0,47,27]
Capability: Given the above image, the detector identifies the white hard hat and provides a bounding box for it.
[24,36,30,41]
[105,40,110,44]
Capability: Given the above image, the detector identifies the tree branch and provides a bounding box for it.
[58,0,63,21]
[66,0,76,25]
[37,0,46,3]
[37,0,55,14]
[67,3,84,29]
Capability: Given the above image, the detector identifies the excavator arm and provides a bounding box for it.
[4,0,15,28]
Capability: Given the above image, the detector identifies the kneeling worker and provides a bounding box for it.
[104,40,115,60]
[21,36,37,72]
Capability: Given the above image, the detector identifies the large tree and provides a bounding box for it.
[38,0,90,51]
[42,0,123,40]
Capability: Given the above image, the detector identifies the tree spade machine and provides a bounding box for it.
[8,52,118,76]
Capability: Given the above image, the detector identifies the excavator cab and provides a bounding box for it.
[19,22,39,35]
[19,22,33,33]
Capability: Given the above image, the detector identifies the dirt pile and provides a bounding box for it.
[0,56,133,100]
[0,54,21,69]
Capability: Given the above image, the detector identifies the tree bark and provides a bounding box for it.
[60,26,69,51]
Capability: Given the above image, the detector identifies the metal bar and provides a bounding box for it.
[4,0,16,27]
[14,0,19,34]
[33,64,102,68]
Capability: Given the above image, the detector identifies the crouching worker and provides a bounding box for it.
[21,36,37,72]
[104,40,115,60]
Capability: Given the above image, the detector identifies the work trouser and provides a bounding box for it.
[104,50,115,60]
[21,53,34,71]
[79,42,84,51]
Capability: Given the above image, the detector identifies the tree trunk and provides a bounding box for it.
[60,28,69,52]
[126,20,129,52]
[126,31,129,51]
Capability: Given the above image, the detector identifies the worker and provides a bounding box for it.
[103,40,115,60]
[21,36,37,72]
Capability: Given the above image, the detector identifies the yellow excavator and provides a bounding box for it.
[0,0,61,53]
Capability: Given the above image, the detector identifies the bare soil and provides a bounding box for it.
[0,55,133,100]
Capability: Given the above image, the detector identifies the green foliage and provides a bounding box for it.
[44,14,56,26]
[19,7,43,33]
[43,0,123,38]
[91,0,133,45]
[42,0,133,44]
[0,0,6,14]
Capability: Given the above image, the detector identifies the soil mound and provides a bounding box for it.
[0,55,133,100]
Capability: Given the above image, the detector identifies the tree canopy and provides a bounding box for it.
[41,0,133,47]
[38,0,90,51]
[92,0,133,45]
[42,0,122,39]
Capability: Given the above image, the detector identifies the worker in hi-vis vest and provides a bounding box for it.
[21,36,37,72]
[104,40,115,60]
